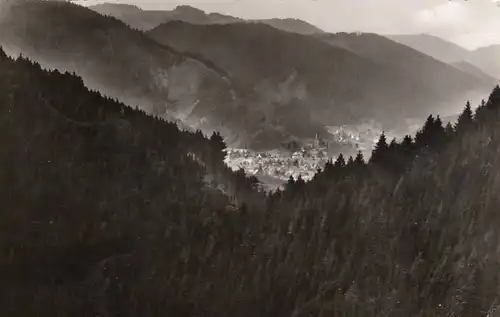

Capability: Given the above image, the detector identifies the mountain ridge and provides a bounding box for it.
[89,2,324,34]
[387,33,500,81]
[386,33,470,63]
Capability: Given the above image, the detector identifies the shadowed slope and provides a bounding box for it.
[0,0,328,149]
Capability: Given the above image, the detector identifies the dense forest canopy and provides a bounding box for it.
[1,46,500,316]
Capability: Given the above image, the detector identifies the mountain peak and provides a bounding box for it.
[475,44,500,52]
[173,5,206,14]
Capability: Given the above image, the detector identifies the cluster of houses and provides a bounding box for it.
[326,122,401,153]
[224,137,332,182]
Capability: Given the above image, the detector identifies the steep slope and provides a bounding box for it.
[386,33,470,63]
[252,18,323,35]
[0,0,234,118]
[387,34,500,81]
[468,45,500,81]
[451,61,498,83]
[0,0,317,149]
[149,22,491,130]
[89,3,323,35]
[0,47,272,316]
[0,48,221,316]
[87,3,162,30]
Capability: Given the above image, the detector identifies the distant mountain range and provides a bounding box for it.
[388,34,500,81]
[90,3,324,35]
[93,3,499,83]
[89,3,242,30]
[0,0,495,151]
[316,32,495,91]
[149,21,493,130]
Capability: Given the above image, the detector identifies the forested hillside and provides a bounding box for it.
[2,41,500,316]
[268,86,500,317]
[0,48,264,316]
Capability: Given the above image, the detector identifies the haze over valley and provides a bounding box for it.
[1,0,497,186]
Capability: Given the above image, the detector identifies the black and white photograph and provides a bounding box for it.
[0,0,499,315]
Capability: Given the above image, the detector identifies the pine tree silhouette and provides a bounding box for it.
[370,132,388,165]
[334,153,346,168]
[455,101,474,133]
[354,151,365,166]
[432,115,446,146]
[347,156,354,166]
[400,134,415,163]
[415,115,435,148]
[475,99,488,124]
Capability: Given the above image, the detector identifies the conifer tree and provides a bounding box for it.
[389,137,398,151]
[323,159,334,172]
[370,132,388,164]
[334,153,346,168]
[400,134,415,162]
[346,156,354,169]
[401,135,413,149]
[475,99,488,124]
[455,101,474,133]
[424,114,435,125]
[295,175,306,187]
[210,131,226,149]
[433,115,446,145]
[354,151,365,166]
[210,131,226,162]
[434,115,444,130]
[195,129,205,140]
[415,115,435,148]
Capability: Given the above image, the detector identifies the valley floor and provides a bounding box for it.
[224,121,408,189]
[224,146,330,186]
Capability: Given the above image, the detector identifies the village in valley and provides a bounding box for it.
[223,122,405,189]
[224,136,330,184]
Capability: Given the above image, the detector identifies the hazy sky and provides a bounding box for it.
[81,0,500,49]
